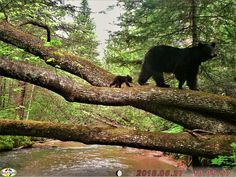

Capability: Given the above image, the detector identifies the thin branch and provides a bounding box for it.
[0,0,15,12]
[156,26,191,38]
[0,21,114,87]
[19,20,51,42]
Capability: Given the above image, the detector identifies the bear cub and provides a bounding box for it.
[138,42,217,90]
[110,75,133,88]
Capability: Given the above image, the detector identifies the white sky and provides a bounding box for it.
[66,0,122,58]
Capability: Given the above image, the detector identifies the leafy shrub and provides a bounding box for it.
[211,143,236,168]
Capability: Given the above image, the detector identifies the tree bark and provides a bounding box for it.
[1,22,235,129]
[0,76,3,107]
[26,84,35,120]
[0,57,236,134]
[191,0,198,46]
[7,79,14,106]
[19,20,51,42]
[0,21,236,157]
[0,77,7,108]
[0,119,235,158]
[0,21,114,87]
[15,81,27,119]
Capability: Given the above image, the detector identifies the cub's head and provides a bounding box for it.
[126,75,133,83]
[198,42,217,62]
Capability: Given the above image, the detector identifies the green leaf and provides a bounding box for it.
[46,58,55,63]
[44,42,52,47]
[55,65,61,69]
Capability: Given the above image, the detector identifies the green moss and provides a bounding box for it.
[0,136,14,151]
[0,136,32,151]
[53,51,63,57]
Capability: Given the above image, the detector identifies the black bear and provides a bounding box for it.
[110,75,132,88]
[138,42,217,90]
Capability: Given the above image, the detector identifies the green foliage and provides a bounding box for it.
[0,0,76,23]
[44,39,62,47]
[162,125,184,134]
[0,0,173,145]
[0,136,32,151]
[0,0,235,153]
[211,143,236,168]
[0,41,41,64]
[0,107,15,119]
[66,0,99,61]
[0,136,14,150]
[55,65,61,69]
[105,0,236,94]
[50,39,63,46]
[46,58,56,63]
[0,0,98,60]
[11,136,32,148]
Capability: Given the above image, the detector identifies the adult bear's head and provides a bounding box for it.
[197,42,217,62]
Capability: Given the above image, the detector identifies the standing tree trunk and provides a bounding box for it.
[191,1,202,166]
[26,84,35,120]
[0,76,2,107]
[189,5,209,151]
[191,0,198,46]
[0,77,7,108]
[15,81,27,119]
[7,79,14,106]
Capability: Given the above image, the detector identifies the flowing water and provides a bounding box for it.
[0,141,184,176]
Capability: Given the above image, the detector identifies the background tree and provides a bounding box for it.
[105,0,236,97]
[0,0,235,168]
[0,0,167,151]
[0,23,235,158]
[66,0,99,61]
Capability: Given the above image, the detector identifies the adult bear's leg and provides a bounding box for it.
[138,65,152,85]
[186,67,199,90]
[175,72,186,89]
[153,72,170,87]
[187,77,198,90]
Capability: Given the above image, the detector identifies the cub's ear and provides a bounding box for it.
[211,42,216,47]
[197,42,204,47]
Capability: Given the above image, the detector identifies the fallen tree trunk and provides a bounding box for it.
[0,119,235,158]
[0,57,236,134]
[0,21,113,86]
[0,21,236,134]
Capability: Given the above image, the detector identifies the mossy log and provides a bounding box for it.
[0,21,236,134]
[0,120,235,158]
[0,57,236,134]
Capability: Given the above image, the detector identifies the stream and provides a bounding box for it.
[0,140,186,176]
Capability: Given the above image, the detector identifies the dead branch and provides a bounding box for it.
[19,20,51,42]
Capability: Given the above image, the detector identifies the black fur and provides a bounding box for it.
[110,75,132,88]
[138,42,217,90]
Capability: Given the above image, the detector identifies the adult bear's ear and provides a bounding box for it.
[211,42,216,47]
